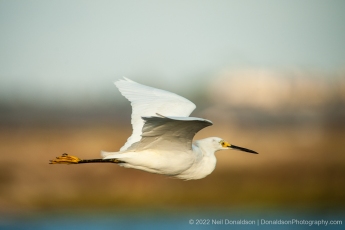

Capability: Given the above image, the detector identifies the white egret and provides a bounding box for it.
[50,77,257,180]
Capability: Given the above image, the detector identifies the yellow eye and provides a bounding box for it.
[220,140,230,148]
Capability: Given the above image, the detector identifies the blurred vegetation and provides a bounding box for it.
[0,69,344,216]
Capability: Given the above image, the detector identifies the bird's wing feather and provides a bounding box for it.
[115,77,196,151]
[126,116,213,152]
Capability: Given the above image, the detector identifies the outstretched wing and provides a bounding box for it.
[115,77,196,151]
[127,116,213,152]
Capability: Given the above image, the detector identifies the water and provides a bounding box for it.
[1,210,344,230]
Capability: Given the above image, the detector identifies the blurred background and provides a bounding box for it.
[1,0,344,229]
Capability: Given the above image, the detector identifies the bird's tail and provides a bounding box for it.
[101,151,120,158]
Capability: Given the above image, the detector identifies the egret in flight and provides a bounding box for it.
[50,78,257,180]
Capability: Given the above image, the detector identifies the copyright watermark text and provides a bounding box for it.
[188,218,342,227]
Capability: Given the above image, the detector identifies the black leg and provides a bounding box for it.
[49,153,125,164]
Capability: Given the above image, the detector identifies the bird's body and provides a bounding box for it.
[102,137,218,180]
[50,77,257,180]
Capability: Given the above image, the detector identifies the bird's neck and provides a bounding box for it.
[193,140,217,157]
[190,142,217,179]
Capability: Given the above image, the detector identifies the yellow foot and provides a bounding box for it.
[49,153,81,164]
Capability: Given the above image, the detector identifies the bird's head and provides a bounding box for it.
[199,137,258,154]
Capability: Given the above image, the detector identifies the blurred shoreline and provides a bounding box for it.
[1,69,345,217]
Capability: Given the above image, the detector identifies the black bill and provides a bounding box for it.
[230,144,258,154]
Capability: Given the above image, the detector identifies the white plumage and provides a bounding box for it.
[51,77,257,179]
[100,78,258,180]
[114,77,196,151]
